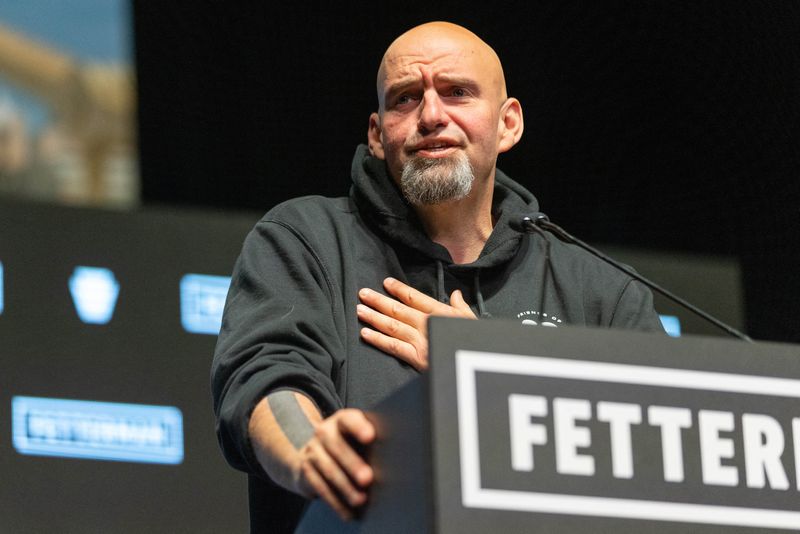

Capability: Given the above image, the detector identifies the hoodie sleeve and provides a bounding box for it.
[211,219,346,476]
[609,278,666,332]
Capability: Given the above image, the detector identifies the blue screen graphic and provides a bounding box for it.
[180,273,231,335]
[12,396,184,464]
[659,314,682,337]
[68,266,120,324]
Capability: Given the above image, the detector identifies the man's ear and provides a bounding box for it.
[367,112,385,159]
[497,98,524,154]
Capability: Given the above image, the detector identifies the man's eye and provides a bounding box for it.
[396,94,415,106]
[451,87,468,97]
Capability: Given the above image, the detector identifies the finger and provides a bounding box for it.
[358,287,427,328]
[357,303,423,344]
[301,458,354,520]
[382,277,441,314]
[308,438,368,508]
[360,327,427,371]
[334,412,375,487]
[316,411,375,486]
[335,408,377,446]
[384,277,469,318]
[449,289,477,318]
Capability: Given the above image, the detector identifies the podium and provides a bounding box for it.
[297,318,800,533]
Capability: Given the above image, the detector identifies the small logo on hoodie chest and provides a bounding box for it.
[516,310,562,327]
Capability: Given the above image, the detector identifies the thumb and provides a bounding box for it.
[336,409,376,444]
[449,289,476,317]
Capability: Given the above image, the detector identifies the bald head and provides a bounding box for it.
[376,22,508,111]
[367,21,524,190]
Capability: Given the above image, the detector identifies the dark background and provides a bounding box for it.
[0,200,253,532]
[132,1,800,343]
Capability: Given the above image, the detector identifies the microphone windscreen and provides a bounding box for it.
[509,212,549,233]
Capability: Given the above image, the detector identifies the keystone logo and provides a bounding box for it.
[69,266,120,324]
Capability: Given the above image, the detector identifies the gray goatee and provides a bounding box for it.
[399,152,474,206]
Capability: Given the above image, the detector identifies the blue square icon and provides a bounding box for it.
[659,315,681,337]
[180,274,231,335]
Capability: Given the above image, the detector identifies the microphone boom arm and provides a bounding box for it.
[519,216,753,342]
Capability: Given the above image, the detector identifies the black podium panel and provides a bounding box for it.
[298,320,800,533]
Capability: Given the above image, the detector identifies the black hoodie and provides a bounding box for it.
[211,144,664,532]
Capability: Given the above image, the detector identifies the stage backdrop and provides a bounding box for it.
[0,199,255,532]
[132,1,800,343]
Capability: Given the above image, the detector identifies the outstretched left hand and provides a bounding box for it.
[356,277,477,371]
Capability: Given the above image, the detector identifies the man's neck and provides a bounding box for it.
[414,180,495,265]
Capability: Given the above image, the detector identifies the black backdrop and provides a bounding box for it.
[132,1,800,343]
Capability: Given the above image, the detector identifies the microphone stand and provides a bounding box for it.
[519,215,753,342]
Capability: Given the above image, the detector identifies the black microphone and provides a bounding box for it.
[512,213,753,342]
[509,212,550,234]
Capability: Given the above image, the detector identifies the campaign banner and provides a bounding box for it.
[456,351,800,530]
[427,319,800,533]
[12,396,184,464]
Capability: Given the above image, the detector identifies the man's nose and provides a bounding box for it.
[417,90,448,133]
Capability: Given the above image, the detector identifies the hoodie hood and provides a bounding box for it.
[349,144,539,271]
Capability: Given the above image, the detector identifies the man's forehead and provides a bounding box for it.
[380,26,488,78]
[384,37,474,65]
[382,47,474,83]
[377,23,505,99]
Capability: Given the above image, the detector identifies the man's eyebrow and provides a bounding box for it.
[435,76,482,95]
[383,79,421,101]
[435,75,479,88]
[384,76,480,102]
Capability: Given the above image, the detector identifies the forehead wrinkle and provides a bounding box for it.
[376,23,507,107]
[385,48,468,76]
[380,50,478,97]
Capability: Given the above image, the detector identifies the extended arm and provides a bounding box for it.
[249,391,375,520]
[212,217,351,499]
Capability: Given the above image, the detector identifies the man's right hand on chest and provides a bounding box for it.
[248,391,375,521]
[358,277,477,371]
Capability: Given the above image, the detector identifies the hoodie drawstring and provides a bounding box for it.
[437,261,490,317]
[436,260,448,304]
[473,269,490,318]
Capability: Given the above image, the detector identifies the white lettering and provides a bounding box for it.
[794,419,800,491]
[742,413,789,490]
[554,398,595,476]
[504,392,800,492]
[699,410,738,486]
[508,394,548,472]
[648,405,692,482]
[597,401,642,479]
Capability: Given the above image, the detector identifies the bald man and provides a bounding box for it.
[212,22,663,532]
